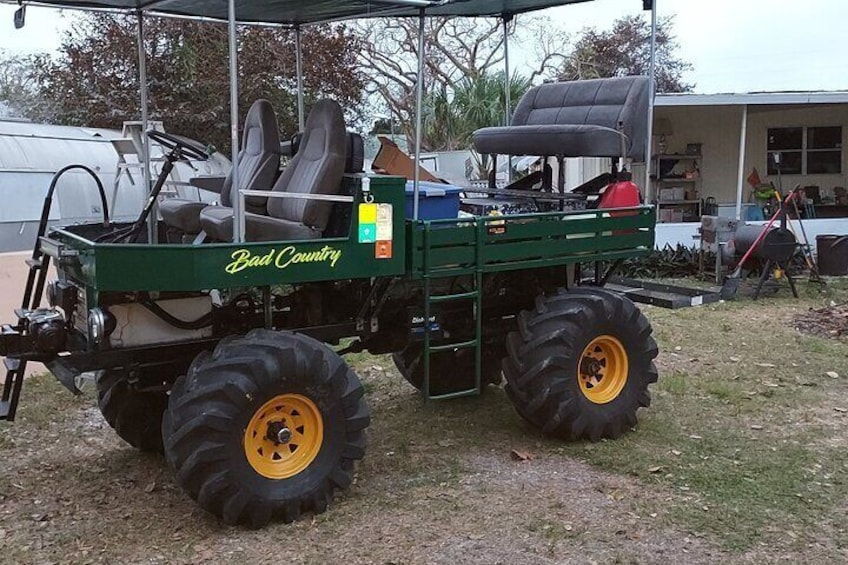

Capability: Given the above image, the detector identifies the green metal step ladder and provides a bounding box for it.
[420,221,484,401]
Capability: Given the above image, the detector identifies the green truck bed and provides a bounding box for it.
[40,174,655,293]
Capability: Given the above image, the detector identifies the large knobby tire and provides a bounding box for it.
[392,343,504,395]
[162,329,369,528]
[97,367,175,452]
[504,287,659,441]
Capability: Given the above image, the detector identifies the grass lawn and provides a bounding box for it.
[0,276,846,564]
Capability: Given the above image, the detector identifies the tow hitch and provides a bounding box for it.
[1,308,68,421]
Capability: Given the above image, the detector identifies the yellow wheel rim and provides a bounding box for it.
[578,335,629,404]
[243,394,323,479]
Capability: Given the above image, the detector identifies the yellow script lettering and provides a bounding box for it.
[226,245,342,274]
[225,248,276,274]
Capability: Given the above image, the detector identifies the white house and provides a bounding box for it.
[644,90,848,247]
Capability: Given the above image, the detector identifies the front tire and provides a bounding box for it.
[96,363,188,452]
[162,330,369,527]
[503,287,659,441]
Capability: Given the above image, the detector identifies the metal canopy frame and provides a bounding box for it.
[228,0,245,242]
[6,1,596,25]
[411,9,426,220]
[8,0,656,237]
[644,0,657,202]
[503,13,513,183]
[135,11,155,243]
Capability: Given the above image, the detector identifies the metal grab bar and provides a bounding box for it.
[239,190,354,203]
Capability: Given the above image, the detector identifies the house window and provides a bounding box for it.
[767,127,802,174]
[767,126,842,175]
[807,126,842,174]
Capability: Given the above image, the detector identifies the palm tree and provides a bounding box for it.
[423,71,531,153]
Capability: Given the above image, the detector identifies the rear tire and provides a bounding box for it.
[162,329,369,527]
[96,364,187,453]
[392,342,504,395]
[503,287,659,441]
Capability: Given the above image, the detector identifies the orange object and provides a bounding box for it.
[599,176,641,235]
[746,168,761,188]
[371,136,442,182]
[375,240,393,259]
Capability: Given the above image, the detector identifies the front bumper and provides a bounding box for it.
[0,324,23,357]
[0,308,67,360]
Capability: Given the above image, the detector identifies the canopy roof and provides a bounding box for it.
[9,0,594,25]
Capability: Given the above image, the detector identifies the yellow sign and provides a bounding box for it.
[358,203,377,224]
[225,246,343,274]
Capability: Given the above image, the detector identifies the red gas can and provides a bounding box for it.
[598,175,641,210]
[598,173,642,235]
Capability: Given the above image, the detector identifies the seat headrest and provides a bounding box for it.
[243,99,280,156]
[345,133,364,173]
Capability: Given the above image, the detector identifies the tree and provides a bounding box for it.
[369,117,393,135]
[0,50,47,119]
[424,71,531,152]
[35,14,364,153]
[356,16,569,150]
[557,14,693,93]
[422,71,533,178]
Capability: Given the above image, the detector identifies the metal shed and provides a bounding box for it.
[0,119,229,252]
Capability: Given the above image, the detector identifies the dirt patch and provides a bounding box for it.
[794,302,848,341]
[0,372,729,565]
[2,278,847,564]
[0,252,57,377]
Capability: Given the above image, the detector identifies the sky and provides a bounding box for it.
[0,0,846,95]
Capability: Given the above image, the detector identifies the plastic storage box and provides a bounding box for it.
[404,181,463,220]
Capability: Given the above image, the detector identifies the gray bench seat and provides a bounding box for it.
[472,76,650,159]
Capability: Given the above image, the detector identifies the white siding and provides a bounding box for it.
[653,103,848,206]
[653,105,745,204]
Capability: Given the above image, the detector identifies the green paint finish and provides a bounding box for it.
[43,174,655,296]
[47,175,407,292]
[407,207,656,275]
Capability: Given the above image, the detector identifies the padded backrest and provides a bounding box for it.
[511,76,650,158]
[345,132,365,173]
[221,99,281,212]
[268,99,346,229]
[291,131,364,173]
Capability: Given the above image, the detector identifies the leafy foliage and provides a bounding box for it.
[424,71,531,152]
[357,16,568,151]
[33,14,364,153]
[0,49,48,119]
[359,13,693,151]
[558,14,693,93]
[615,244,705,279]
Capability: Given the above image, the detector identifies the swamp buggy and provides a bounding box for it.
[0,0,661,528]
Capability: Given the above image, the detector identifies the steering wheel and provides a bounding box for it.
[147,130,209,161]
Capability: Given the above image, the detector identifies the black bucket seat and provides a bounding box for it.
[199,98,347,242]
[159,99,281,234]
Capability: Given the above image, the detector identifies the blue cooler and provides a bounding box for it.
[404,181,463,220]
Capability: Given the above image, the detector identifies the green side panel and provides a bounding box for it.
[407,207,656,275]
[483,230,654,263]
[48,175,407,292]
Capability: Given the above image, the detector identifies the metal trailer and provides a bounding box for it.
[1,0,662,528]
